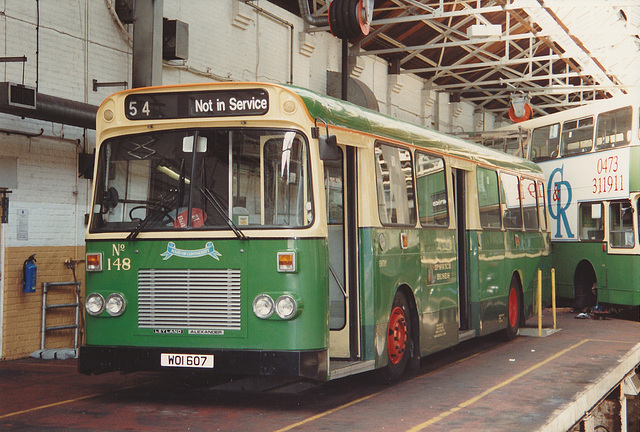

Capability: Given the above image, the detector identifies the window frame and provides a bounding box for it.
[530,123,561,162]
[374,141,417,227]
[500,171,523,231]
[578,201,604,242]
[609,199,635,249]
[560,116,594,157]
[595,106,633,150]
[537,180,547,232]
[415,150,449,228]
[521,177,540,232]
[476,166,502,230]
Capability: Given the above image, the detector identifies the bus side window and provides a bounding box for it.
[561,117,594,156]
[374,143,416,225]
[579,202,604,241]
[500,172,522,230]
[521,178,539,231]
[531,124,560,161]
[537,180,547,231]
[595,106,632,150]
[477,167,501,229]
[610,200,635,248]
[416,152,448,227]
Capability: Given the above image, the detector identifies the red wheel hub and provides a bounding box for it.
[387,306,407,365]
[508,287,518,328]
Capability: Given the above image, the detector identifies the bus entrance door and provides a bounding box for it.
[325,147,357,360]
[454,168,472,334]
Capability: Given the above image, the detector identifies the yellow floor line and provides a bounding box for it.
[405,339,590,431]
[272,392,383,432]
[274,341,510,432]
[0,382,153,420]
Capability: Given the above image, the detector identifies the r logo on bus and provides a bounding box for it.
[547,166,574,239]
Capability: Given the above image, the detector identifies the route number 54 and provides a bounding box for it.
[128,100,150,117]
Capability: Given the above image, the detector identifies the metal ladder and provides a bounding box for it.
[40,281,82,351]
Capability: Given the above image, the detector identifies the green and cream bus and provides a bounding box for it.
[79,82,550,382]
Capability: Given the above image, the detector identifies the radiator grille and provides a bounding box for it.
[138,269,241,330]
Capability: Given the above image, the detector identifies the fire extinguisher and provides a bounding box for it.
[22,254,37,293]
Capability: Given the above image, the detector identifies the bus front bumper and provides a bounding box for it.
[78,346,328,381]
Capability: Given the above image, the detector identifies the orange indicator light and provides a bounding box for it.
[400,233,409,250]
[277,252,296,272]
[86,253,103,272]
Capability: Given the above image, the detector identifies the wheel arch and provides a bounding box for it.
[377,284,420,382]
[574,259,598,308]
[396,283,420,353]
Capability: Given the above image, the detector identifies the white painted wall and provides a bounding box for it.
[0,0,498,251]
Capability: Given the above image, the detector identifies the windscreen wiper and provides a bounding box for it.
[126,204,170,240]
[199,186,247,239]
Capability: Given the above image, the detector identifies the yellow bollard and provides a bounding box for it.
[537,268,542,336]
[552,268,556,330]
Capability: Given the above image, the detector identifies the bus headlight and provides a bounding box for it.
[105,293,126,316]
[85,293,105,316]
[253,294,275,319]
[275,295,297,320]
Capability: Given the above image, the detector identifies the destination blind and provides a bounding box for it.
[124,88,269,120]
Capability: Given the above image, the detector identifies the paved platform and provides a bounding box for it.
[397,309,640,432]
[0,309,638,431]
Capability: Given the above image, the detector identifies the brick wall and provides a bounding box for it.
[2,245,85,360]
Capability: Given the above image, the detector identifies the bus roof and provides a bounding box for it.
[285,84,542,176]
[493,93,640,133]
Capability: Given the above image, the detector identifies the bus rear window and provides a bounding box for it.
[595,106,632,150]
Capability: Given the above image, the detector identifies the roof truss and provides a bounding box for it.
[287,0,638,117]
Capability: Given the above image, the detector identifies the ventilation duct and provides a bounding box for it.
[0,82,97,130]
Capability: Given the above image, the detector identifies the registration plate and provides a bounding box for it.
[160,353,214,369]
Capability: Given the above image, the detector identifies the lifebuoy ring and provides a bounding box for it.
[508,103,533,123]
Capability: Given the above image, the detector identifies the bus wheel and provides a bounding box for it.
[504,278,522,340]
[380,291,412,383]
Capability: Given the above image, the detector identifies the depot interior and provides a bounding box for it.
[0,0,638,361]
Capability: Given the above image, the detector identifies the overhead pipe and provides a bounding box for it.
[297,0,329,27]
[0,93,97,130]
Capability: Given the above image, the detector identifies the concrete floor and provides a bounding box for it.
[0,308,638,431]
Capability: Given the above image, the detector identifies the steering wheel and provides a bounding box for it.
[128,205,175,225]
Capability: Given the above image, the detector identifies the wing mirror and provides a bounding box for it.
[312,118,340,161]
